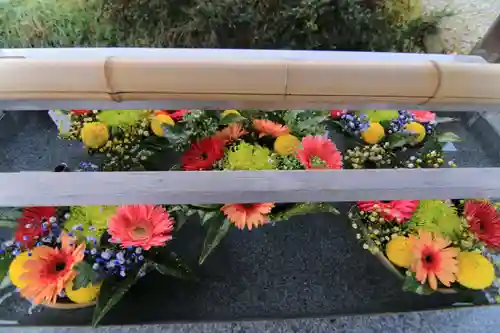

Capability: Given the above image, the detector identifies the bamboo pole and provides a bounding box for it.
[0,56,499,109]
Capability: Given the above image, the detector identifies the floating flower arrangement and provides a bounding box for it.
[164,110,341,263]
[0,191,194,326]
[348,199,500,294]
[47,108,500,301]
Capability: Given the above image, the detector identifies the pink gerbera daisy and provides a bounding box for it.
[408,110,436,123]
[357,200,419,223]
[296,136,342,169]
[108,205,175,250]
[221,203,275,230]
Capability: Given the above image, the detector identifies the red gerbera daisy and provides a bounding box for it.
[296,136,342,169]
[464,200,500,248]
[71,110,91,115]
[330,110,346,119]
[155,110,189,121]
[15,207,57,248]
[357,200,418,223]
[181,137,225,171]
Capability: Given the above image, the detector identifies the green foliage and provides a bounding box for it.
[199,218,232,265]
[402,271,434,294]
[276,155,305,170]
[269,203,339,222]
[73,261,102,290]
[101,0,443,52]
[0,0,118,47]
[92,263,149,327]
[163,111,220,152]
[148,250,197,281]
[407,200,463,240]
[0,0,446,52]
[282,110,329,137]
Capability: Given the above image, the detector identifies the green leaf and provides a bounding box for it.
[92,264,148,327]
[402,272,434,295]
[199,218,232,265]
[269,203,339,222]
[173,211,187,231]
[149,251,197,281]
[219,114,246,125]
[0,254,13,285]
[199,211,220,226]
[386,132,418,148]
[437,132,461,143]
[73,261,102,290]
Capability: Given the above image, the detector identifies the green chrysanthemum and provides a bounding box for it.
[64,206,118,242]
[97,110,149,128]
[224,142,277,170]
[358,110,399,122]
[407,200,462,240]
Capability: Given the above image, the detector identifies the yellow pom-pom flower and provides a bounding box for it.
[386,236,413,268]
[65,280,102,304]
[361,122,385,144]
[80,122,109,149]
[221,109,241,118]
[151,114,174,137]
[274,134,300,156]
[456,252,495,290]
[9,252,32,289]
[404,122,426,143]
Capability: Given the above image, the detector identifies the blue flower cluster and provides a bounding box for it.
[339,112,370,135]
[387,110,415,134]
[77,161,99,172]
[1,215,63,257]
[86,246,145,278]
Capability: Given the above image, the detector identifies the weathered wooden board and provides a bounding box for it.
[1,168,499,206]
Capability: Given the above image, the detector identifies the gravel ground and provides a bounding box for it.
[422,0,500,53]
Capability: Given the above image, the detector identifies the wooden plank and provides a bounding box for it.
[1,168,500,207]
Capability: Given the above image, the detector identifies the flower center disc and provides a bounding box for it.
[55,262,66,272]
[132,226,148,239]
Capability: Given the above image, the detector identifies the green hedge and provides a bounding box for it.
[0,0,446,52]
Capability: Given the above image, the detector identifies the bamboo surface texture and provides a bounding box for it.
[0,54,498,108]
[2,169,500,207]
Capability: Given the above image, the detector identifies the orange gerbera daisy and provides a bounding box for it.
[108,205,175,250]
[409,231,459,290]
[221,203,275,230]
[18,233,85,304]
[253,119,289,138]
[215,123,248,143]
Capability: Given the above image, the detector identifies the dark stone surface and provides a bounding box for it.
[0,111,496,326]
